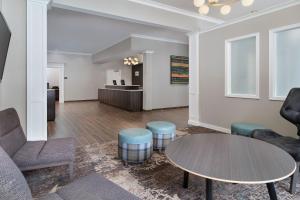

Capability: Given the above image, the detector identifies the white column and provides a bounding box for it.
[188,32,201,125]
[142,50,154,111]
[27,0,50,141]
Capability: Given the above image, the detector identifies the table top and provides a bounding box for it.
[165,134,296,184]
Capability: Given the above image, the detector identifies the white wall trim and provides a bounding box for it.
[131,34,188,45]
[269,22,300,101]
[127,0,224,24]
[199,0,300,35]
[47,62,64,68]
[48,50,92,56]
[27,0,51,141]
[225,32,260,99]
[188,120,231,134]
[143,50,155,54]
[143,50,154,111]
[188,32,201,124]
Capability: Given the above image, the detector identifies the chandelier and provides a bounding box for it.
[124,57,139,66]
[194,0,255,15]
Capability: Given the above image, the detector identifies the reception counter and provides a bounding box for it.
[98,85,143,112]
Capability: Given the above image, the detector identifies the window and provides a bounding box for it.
[225,33,260,99]
[270,23,300,100]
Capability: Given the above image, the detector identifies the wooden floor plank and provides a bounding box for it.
[48,101,188,145]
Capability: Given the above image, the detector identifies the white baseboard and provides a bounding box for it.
[188,120,231,134]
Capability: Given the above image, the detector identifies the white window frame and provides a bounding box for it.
[225,33,260,99]
[269,23,300,101]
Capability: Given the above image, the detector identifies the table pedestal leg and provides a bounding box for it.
[206,179,213,200]
[267,183,278,200]
[183,171,189,188]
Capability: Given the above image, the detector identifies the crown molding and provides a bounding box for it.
[199,0,300,34]
[48,50,92,56]
[186,32,200,37]
[131,34,188,45]
[30,0,51,5]
[143,50,155,54]
[127,0,224,24]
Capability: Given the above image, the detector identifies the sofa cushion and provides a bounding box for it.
[39,137,75,164]
[0,108,26,156]
[0,146,32,200]
[252,129,300,161]
[13,141,46,170]
[13,138,74,171]
[57,173,140,200]
[0,108,21,136]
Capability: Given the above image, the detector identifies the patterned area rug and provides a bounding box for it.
[25,130,300,200]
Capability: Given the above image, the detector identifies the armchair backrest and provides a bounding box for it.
[0,146,33,200]
[0,108,26,156]
[280,88,300,136]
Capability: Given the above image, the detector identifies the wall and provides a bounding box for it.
[106,68,132,85]
[0,0,27,132]
[93,37,189,109]
[131,38,189,109]
[47,68,60,88]
[198,5,300,137]
[48,52,131,101]
[92,38,134,64]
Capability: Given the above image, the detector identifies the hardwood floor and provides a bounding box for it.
[48,101,188,146]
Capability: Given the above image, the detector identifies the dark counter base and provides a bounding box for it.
[47,90,55,121]
[98,89,143,112]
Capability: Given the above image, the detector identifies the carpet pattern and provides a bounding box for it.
[25,129,300,200]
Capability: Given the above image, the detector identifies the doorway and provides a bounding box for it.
[47,63,65,103]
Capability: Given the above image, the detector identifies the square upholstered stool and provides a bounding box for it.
[118,128,153,165]
[146,121,176,151]
[231,122,265,137]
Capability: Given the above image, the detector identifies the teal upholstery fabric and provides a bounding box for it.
[146,121,176,150]
[119,128,152,145]
[231,122,265,137]
[146,121,176,135]
[118,128,153,163]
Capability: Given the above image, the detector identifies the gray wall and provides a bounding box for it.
[93,37,189,109]
[92,38,136,64]
[198,5,300,137]
[131,38,189,109]
[0,0,27,132]
[48,52,131,101]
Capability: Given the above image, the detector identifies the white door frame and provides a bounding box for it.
[47,63,65,103]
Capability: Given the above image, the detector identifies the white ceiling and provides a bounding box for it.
[153,0,295,21]
[48,8,188,54]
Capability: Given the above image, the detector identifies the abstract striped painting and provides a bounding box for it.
[170,55,189,84]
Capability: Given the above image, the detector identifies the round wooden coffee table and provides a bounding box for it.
[165,134,296,200]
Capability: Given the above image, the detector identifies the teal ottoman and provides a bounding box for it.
[231,122,265,137]
[118,128,153,164]
[146,121,176,151]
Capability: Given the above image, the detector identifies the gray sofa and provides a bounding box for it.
[0,146,140,200]
[0,108,74,177]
